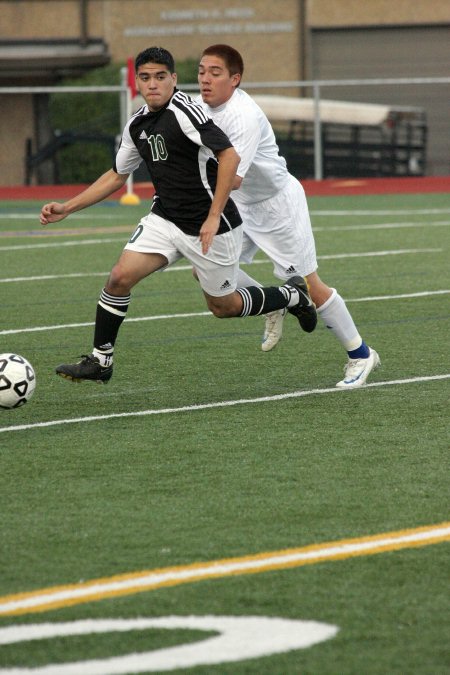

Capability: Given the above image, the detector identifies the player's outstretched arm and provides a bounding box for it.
[39,169,129,225]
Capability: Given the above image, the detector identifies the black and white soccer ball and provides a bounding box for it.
[0,353,36,409]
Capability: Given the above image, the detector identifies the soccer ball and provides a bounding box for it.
[0,353,36,409]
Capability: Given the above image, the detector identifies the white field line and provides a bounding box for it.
[310,208,450,216]
[0,271,110,283]
[0,237,124,251]
[0,213,125,220]
[1,290,449,337]
[2,207,450,220]
[317,248,442,258]
[0,521,449,616]
[313,220,450,232]
[0,311,210,336]
[1,221,450,250]
[345,289,450,302]
[0,225,132,238]
[0,248,443,284]
[0,374,449,435]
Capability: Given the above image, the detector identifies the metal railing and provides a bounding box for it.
[232,77,449,179]
[1,76,448,180]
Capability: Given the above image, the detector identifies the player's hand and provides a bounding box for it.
[39,202,67,225]
[199,215,220,254]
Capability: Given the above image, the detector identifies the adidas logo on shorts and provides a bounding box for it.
[220,279,231,290]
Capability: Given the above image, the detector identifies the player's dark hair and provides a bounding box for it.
[135,47,175,73]
[202,44,244,84]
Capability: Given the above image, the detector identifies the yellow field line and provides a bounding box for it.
[1,522,448,616]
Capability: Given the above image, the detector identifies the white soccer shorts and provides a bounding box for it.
[235,174,318,280]
[124,212,243,297]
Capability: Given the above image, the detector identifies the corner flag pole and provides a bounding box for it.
[120,58,141,205]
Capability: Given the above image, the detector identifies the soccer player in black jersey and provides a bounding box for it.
[40,47,316,383]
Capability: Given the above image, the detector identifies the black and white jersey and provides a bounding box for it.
[113,89,242,236]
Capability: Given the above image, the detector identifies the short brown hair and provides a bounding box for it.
[201,44,244,80]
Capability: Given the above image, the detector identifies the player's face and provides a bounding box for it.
[198,55,241,108]
[136,63,177,111]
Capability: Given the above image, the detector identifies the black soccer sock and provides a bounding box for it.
[93,288,131,351]
[237,286,291,316]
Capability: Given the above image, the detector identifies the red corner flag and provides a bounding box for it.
[127,57,137,99]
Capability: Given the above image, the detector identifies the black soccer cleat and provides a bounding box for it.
[55,354,113,384]
[284,275,318,333]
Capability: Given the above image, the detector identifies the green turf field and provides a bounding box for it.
[0,191,449,673]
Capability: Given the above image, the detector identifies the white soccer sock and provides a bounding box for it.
[318,288,362,352]
[92,348,113,367]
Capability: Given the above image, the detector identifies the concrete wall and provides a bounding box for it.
[101,0,302,85]
[0,0,448,184]
[308,0,450,27]
[0,0,104,39]
[0,94,34,185]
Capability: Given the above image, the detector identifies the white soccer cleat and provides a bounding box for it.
[261,308,286,352]
[336,348,381,389]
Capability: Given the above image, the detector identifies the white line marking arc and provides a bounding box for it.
[0,616,339,673]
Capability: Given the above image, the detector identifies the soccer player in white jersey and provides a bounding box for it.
[39,47,316,384]
[198,44,380,388]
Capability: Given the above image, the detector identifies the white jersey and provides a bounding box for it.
[199,88,289,204]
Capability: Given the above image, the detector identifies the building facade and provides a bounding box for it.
[0,0,448,184]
